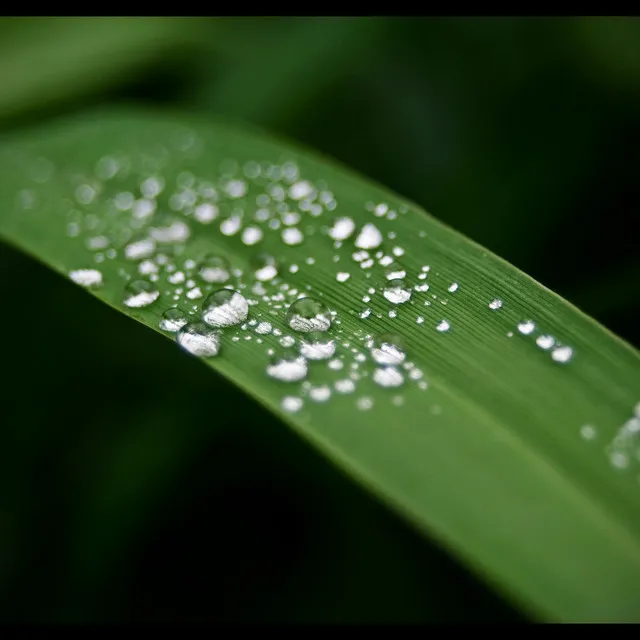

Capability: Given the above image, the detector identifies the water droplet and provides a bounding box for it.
[517,320,536,335]
[336,272,350,283]
[489,298,503,310]
[149,219,190,243]
[69,269,102,288]
[580,424,597,440]
[282,227,304,246]
[385,263,406,280]
[176,322,221,357]
[299,332,337,360]
[335,379,355,393]
[309,385,331,402]
[448,282,459,293]
[242,226,263,246]
[220,215,242,236]
[194,203,218,223]
[370,334,406,366]
[551,345,573,364]
[202,289,249,328]
[266,349,308,382]
[160,308,188,332]
[383,279,411,304]
[252,253,278,281]
[355,223,383,250]
[289,180,314,200]
[373,367,404,388]
[286,297,331,332]
[199,254,231,283]
[329,217,356,241]
[123,280,160,308]
[357,397,374,410]
[536,335,555,350]
[281,396,303,413]
[125,238,156,260]
[436,320,450,332]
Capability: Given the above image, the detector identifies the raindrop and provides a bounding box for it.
[385,263,407,280]
[551,345,574,364]
[125,238,156,261]
[355,223,383,250]
[242,226,263,246]
[336,272,350,283]
[383,279,411,304]
[436,320,450,332]
[373,367,404,388]
[199,254,231,283]
[299,332,337,360]
[252,253,278,281]
[266,348,308,382]
[69,269,102,288]
[309,385,331,402]
[282,396,303,413]
[176,322,221,357]
[536,335,555,350]
[329,217,356,241]
[160,308,188,332]
[517,320,535,335]
[370,334,406,366]
[286,297,332,332]
[123,280,160,308]
[149,219,190,243]
[202,289,249,328]
[282,227,304,246]
[489,298,503,310]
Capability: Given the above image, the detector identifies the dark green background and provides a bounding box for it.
[1,17,638,622]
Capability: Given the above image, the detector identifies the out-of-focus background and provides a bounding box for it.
[0,17,638,622]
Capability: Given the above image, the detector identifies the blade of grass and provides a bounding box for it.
[0,108,639,622]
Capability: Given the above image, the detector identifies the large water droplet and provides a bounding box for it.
[370,333,406,366]
[123,280,160,308]
[252,253,278,281]
[266,348,308,382]
[299,332,337,360]
[160,308,188,332]
[202,289,248,328]
[176,322,221,357]
[69,269,102,288]
[383,279,411,304]
[199,254,231,283]
[354,223,383,249]
[286,297,332,332]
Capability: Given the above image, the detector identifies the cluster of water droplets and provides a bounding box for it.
[18,136,583,421]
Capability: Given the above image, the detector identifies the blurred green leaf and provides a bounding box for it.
[1,109,640,623]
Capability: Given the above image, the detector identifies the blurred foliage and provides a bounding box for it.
[0,17,638,622]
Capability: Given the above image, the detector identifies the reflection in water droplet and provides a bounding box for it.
[266,349,308,382]
[123,280,160,308]
[160,308,188,332]
[299,332,336,360]
[385,263,406,280]
[199,254,231,283]
[286,297,332,332]
[370,334,406,366]
[176,322,221,357]
[252,253,278,282]
[202,289,249,328]
[373,367,404,388]
[383,279,411,304]
[69,269,102,287]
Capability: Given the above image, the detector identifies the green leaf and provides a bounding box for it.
[1,109,639,622]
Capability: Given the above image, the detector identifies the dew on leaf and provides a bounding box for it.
[123,280,160,308]
[69,269,102,288]
[299,332,337,360]
[266,348,308,382]
[536,335,555,350]
[517,320,536,335]
[436,320,450,332]
[282,227,304,246]
[373,367,404,388]
[125,238,156,260]
[383,279,411,304]
[329,217,356,241]
[281,396,303,413]
[309,385,331,402]
[160,308,188,332]
[202,289,249,328]
[176,322,221,357]
[370,334,406,366]
[551,345,574,364]
[242,226,263,246]
[489,298,503,310]
[354,223,383,250]
[199,254,231,283]
[252,253,278,282]
[286,297,332,332]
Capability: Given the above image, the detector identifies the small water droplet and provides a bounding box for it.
[373,367,404,388]
[123,280,160,308]
[282,227,304,245]
[436,320,450,332]
[335,378,355,393]
[252,253,278,282]
[160,308,188,332]
[336,272,351,283]
[383,279,411,304]
[194,203,219,223]
[299,332,337,360]
[176,322,221,357]
[202,289,249,328]
[385,263,406,280]
[69,269,102,288]
[551,345,573,363]
[580,424,597,440]
[286,297,332,332]
[281,395,303,413]
[309,385,331,402]
[448,282,459,293]
[125,238,156,261]
[199,254,231,283]
[370,334,406,366]
[357,397,374,410]
[517,320,536,335]
[489,298,503,310]
[536,334,555,350]
[241,225,263,246]
[266,348,308,382]
[329,217,356,241]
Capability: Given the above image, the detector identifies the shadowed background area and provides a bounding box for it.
[0,17,638,622]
